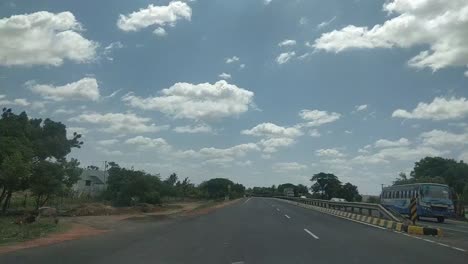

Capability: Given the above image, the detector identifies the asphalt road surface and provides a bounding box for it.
[1,197,466,264]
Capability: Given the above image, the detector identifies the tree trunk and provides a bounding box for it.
[22,193,28,208]
[35,194,42,210]
[1,190,12,214]
[40,194,50,208]
[0,187,7,205]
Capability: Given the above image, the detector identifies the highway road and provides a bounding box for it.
[1,197,466,264]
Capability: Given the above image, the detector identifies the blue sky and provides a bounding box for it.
[1,0,468,194]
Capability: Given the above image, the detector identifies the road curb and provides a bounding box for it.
[277,199,442,237]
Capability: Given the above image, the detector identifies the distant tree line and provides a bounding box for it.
[103,162,246,206]
[248,174,362,202]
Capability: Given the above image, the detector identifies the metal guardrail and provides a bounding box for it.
[275,196,401,222]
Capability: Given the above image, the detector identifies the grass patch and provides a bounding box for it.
[0,216,67,245]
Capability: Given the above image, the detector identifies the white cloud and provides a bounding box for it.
[465,70,468,78]
[345,130,353,134]
[173,124,213,134]
[117,1,191,33]
[0,97,30,106]
[276,51,295,64]
[420,129,468,147]
[69,112,168,134]
[355,104,368,111]
[97,139,119,146]
[278,39,296,47]
[264,0,273,5]
[153,27,167,37]
[176,143,260,165]
[313,0,468,72]
[241,123,303,138]
[226,56,240,64]
[316,148,345,158]
[299,109,341,127]
[273,162,307,172]
[392,97,468,120]
[0,11,97,66]
[122,80,254,121]
[309,129,321,137]
[125,136,171,151]
[239,64,246,69]
[375,138,410,148]
[28,77,100,101]
[104,41,123,51]
[259,137,295,153]
[53,108,75,115]
[317,16,336,29]
[372,146,444,161]
[218,72,231,79]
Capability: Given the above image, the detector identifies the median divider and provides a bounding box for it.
[275,197,442,237]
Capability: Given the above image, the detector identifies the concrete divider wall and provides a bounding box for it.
[276,198,442,237]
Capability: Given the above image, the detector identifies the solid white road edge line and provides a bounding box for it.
[285,214,291,219]
[243,198,251,204]
[304,228,319,239]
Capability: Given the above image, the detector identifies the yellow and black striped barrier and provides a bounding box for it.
[410,197,417,225]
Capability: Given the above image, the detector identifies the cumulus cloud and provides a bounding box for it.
[242,123,303,138]
[125,136,171,151]
[420,129,468,147]
[69,112,168,134]
[28,77,100,101]
[226,56,240,64]
[316,148,345,158]
[355,104,368,111]
[122,80,254,121]
[218,73,231,79]
[117,1,191,33]
[374,138,410,148]
[273,162,307,172]
[259,137,295,153]
[299,109,341,127]
[313,0,468,72]
[0,97,30,106]
[153,27,167,37]
[276,51,295,64]
[278,39,296,47]
[0,11,97,66]
[177,143,260,165]
[173,124,213,134]
[392,97,468,120]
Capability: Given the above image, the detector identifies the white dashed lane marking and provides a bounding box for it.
[304,228,319,239]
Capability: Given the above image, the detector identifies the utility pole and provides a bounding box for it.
[381,184,385,191]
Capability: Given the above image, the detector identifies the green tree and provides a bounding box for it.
[310,172,342,199]
[105,163,162,206]
[0,152,31,212]
[338,182,362,202]
[199,178,234,199]
[295,184,309,196]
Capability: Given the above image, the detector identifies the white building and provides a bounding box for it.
[73,169,108,197]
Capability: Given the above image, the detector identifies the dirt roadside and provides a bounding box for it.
[0,199,241,254]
